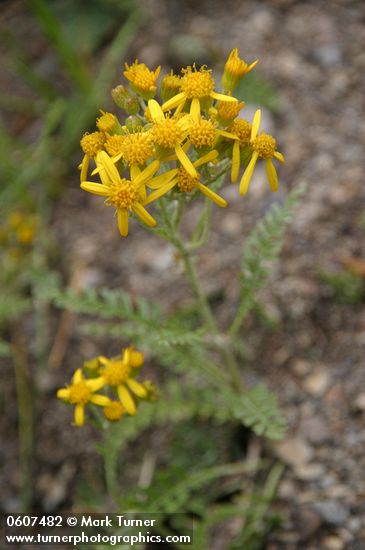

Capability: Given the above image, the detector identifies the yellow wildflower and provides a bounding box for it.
[105,134,125,157]
[239,110,285,195]
[57,369,108,427]
[96,110,119,133]
[148,99,197,177]
[161,71,181,102]
[124,60,161,100]
[97,348,148,415]
[79,131,106,183]
[115,131,154,167]
[229,118,252,183]
[103,400,126,422]
[216,99,245,123]
[161,64,237,120]
[146,150,227,208]
[81,151,174,237]
[222,48,258,92]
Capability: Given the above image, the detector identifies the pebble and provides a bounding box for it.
[299,414,329,444]
[312,500,350,525]
[353,393,365,412]
[321,535,344,550]
[294,463,325,481]
[291,359,312,377]
[296,507,322,541]
[303,368,331,396]
[273,437,314,467]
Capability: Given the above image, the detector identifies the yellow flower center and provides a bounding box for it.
[180,66,214,99]
[105,135,125,157]
[161,72,181,99]
[119,132,154,165]
[68,381,91,405]
[124,62,160,94]
[189,118,217,148]
[107,180,138,209]
[103,401,125,421]
[177,168,199,192]
[226,55,249,77]
[252,133,276,158]
[101,360,131,386]
[96,112,118,133]
[229,119,251,142]
[80,132,105,157]
[151,118,183,149]
[218,101,244,121]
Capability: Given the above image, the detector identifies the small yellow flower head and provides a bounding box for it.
[100,358,131,386]
[124,60,161,100]
[105,134,125,157]
[188,118,217,148]
[80,132,106,157]
[177,168,199,192]
[180,65,215,99]
[229,119,252,143]
[107,179,139,210]
[96,111,119,133]
[67,380,92,405]
[252,133,276,158]
[217,100,245,122]
[161,71,181,102]
[103,400,125,421]
[17,225,36,245]
[222,48,258,92]
[118,131,154,166]
[128,347,144,368]
[151,118,184,149]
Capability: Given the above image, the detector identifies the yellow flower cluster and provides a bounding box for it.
[79,49,284,238]
[0,211,38,258]
[57,346,156,427]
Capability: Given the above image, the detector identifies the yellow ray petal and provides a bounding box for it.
[89,394,111,407]
[126,378,148,398]
[148,169,178,189]
[197,183,227,208]
[218,129,239,140]
[132,203,157,227]
[274,151,285,164]
[161,92,186,112]
[266,159,278,192]
[144,179,177,205]
[74,404,85,427]
[72,369,83,384]
[231,140,241,183]
[117,385,136,415]
[97,151,121,183]
[190,97,200,120]
[210,91,237,103]
[134,160,160,187]
[130,165,141,180]
[251,110,261,141]
[248,59,259,71]
[239,152,259,195]
[80,155,89,183]
[57,388,70,400]
[148,99,165,122]
[80,181,109,196]
[194,149,219,168]
[86,377,105,392]
[117,209,129,237]
[175,145,197,178]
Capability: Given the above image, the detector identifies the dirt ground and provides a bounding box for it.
[1,1,365,549]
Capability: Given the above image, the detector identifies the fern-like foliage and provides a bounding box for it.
[238,183,306,320]
[231,384,287,440]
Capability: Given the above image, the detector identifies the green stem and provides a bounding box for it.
[229,298,250,338]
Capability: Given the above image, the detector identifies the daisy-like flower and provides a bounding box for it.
[96,348,149,415]
[222,48,258,92]
[57,368,109,427]
[103,400,126,422]
[81,151,173,237]
[161,64,237,120]
[108,130,155,168]
[79,131,106,183]
[146,150,227,208]
[239,110,285,195]
[185,115,239,150]
[124,60,161,100]
[148,99,197,177]
[96,110,119,133]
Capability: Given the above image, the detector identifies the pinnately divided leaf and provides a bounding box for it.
[231,384,287,440]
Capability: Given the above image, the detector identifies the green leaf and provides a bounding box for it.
[231,384,287,440]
